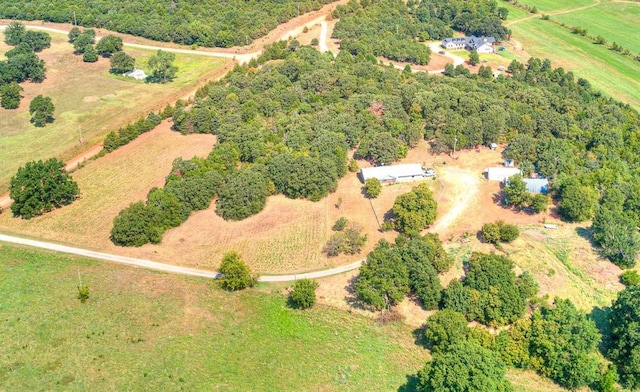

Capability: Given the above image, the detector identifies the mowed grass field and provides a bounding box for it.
[0,243,428,391]
[510,17,640,109]
[554,3,640,54]
[0,31,229,191]
[517,0,596,12]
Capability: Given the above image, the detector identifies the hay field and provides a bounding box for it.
[0,31,228,191]
[517,0,596,12]
[554,3,640,54]
[0,121,216,254]
[510,17,640,110]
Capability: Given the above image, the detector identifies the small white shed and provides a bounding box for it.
[486,167,521,182]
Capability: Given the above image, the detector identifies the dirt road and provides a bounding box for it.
[428,168,479,234]
[0,233,362,282]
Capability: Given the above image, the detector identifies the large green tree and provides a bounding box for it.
[148,50,178,83]
[9,158,79,219]
[592,206,640,268]
[504,174,530,208]
[355,240,409,310]
[528,298,600,390]
[0,82,23,109]
[424,309,470,353]
[109,51,135,74]
[216,168,269,220]
[417,341,513,392]
[29,95,55,126]
[218,252,256,291]
[391,183,437,234]
[608,286,640,389]
[96,35,123,57]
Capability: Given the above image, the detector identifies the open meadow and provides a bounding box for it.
[509,17,640,109]
[0,31,229,191]
[0,242,428,391]
[515,0,596,13]
[554,2,640,54]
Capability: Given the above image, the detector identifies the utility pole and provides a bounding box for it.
[452,134,458,159]
[73,11,77,26]
[78,126,83,145]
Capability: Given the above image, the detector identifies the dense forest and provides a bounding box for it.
[332,0,510,65]
[0,0,334,48]
[111,38,640,271]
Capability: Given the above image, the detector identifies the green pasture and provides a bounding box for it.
[0,32,226,192]
[0,243,428,391]
[518,0,596,13]
[510,18,640,110]
[554,3,640,54]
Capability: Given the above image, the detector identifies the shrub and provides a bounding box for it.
[332,217,348,231]
[82,45,98,62]
[311,38,319,46]
[621,270,640,286]
[324,223,367,256]
[289,279,319,309]
[482,220,519,244]
[348,158,359,172]
[364,177,382,198]
[530,193,548,213]
[218,252,256,291]
[77,284,90,303]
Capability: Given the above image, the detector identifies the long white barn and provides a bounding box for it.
[360,164,434,184]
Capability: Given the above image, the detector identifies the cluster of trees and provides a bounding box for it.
[9,158,79,219]
[481,220,519,245]
[332,0,432,65]
[608,285,640,389]
[495,298,601,389]
[387,183,437,234]
[414,0,510,39]
[68,28,136,71]
[417,296,605,391]
[0,22,48,109]
[355,234,452,310]
[442,253,537,326]
[503,174,548,212]
[324,219,367,257]
[0,0,335,48]
[110,152,227,246]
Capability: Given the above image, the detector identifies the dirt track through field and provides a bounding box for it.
[427,168,479,234]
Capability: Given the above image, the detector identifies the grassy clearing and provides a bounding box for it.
[0,242,427,391]
[510,17,640,110]
[0,122,216,254]
[0,31,228,191]
[518,0,595,12]
[554,3,640,53]
[501,225,622,310]
[501,2,534,21]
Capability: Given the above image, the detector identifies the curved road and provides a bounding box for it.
[0,233,362,282]
[0,167,476,282]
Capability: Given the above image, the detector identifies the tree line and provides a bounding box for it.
[0,0,335,48]
[0,22,53,125]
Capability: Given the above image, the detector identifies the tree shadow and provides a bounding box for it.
[412,324,429,348]
[344,275,368,311]
[397,373,420,392]
[590,306,612,355]
[575,227,599,247]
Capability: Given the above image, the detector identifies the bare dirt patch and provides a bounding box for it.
[82,96,99,103]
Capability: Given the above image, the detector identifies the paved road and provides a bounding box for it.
[0,233,362,282]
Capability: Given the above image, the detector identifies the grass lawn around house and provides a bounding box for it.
[0,31,228,192]
[510,17,640,110]
[554,3,640,54]
[0,242,429,391]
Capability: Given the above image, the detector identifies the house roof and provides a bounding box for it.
[442,36,496,48]
[360,164,426,181]
[486,167,521,181]
[522,178,549,194]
